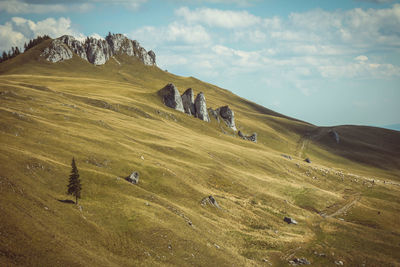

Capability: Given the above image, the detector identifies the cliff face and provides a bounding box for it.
[41,33,156,66]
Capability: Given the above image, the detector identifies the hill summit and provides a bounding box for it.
[41,33,156,66]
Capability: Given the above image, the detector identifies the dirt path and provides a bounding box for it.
[324,194,361,218]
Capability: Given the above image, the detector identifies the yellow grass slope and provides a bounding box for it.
[0,40,400,266]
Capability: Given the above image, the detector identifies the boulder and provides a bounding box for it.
[126,171,139,184]
[201,195,220,208]
[284,216,298,224]
[289,258,310,265]
[41,39,73,63]
[181,88,196,115]
[247,133,257,143]
[305,158,311,163]
[159,83,184,112]
[217,106,237,131]
[194,92,210,122]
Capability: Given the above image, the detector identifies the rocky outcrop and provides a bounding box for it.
[126,171,139,184]
[238,131,257,143]
[181,88,195,115]
[159,83,184,112]
[41,39,73,63]
[216,105,236,131]
[42,33,156,66]
[195,93,210,122]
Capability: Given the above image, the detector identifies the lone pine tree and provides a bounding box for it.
[67,157,82,204]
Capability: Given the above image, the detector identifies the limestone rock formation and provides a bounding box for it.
[181,88,196,115]
[217,105,237,131]
[41,39,73,63]
[194,92,210,122]
[159,83,184,112]
[42,33,156,66]
[126,171,139,184]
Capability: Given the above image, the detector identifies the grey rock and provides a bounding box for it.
[59,35,87,59]
[238,131,257,143]
[126,171,139,184]
[41,39,73,62]
[335,260,344,266]
[85,37,112,65]
[284,216,298,224]
[201,195,220,208]
[194,92,210,122]
[289,258,310,265]
[329,130,340,144]
[147,50,156,65]
[181,88,196,115]
[217,105,237,131]
[159,83,184,112]
[305,158,311,163]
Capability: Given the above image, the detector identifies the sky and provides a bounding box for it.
[0,0,399,127]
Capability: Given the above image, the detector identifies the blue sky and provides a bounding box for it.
[1,0,399,127]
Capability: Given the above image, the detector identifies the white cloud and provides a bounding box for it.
[175,7,262,28]
[0,17,84,52]
[167,22,211,44]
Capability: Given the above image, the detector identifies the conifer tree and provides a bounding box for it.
[67,157,82,204]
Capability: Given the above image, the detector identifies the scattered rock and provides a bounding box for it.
[201,195,220,208]
[305,158,311,163]
[194,92,210,122]
[126,171,139,184]
[216,105,237,131]
[329,130,340,144]
[335,260,344,265]
[284,217,298,225]
[159,83,184,112]
[214,244,220,249]
[238,130,257,143]
[181,88,196,115]
[289,258,310,265]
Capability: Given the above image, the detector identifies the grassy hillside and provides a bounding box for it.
[0,41,399,266]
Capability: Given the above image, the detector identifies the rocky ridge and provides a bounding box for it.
[41,33,156,66]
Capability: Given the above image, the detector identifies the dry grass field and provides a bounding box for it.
[0,40,399,266]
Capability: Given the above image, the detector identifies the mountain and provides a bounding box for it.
[0,35,399,266]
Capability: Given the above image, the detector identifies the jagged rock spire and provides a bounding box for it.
[41,33,156,66]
